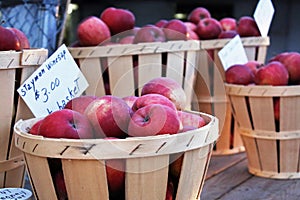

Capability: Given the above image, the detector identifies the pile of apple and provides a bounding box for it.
[0,25,30,51]
[28,77,207,200]
[225,51,300,125]
[72,6,261,47]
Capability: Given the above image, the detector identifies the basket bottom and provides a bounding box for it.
[248,166,300,179]
[212,146,245,156]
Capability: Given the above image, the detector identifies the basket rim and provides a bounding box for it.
[14,111,219,160]
[225,83,300,97]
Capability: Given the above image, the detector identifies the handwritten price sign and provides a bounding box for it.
[18,44,89,117]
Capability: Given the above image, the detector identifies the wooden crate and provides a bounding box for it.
[193,36,270,155]
[226,83,300,179]
[14,111,219,200]
[0,49,48,188]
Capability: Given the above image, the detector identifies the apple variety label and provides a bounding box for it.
[254,0,275,37]
[218,35,248,70]
[0,188,32,200]
[18,44,89,117]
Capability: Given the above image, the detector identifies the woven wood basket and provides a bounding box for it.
[14,111,219,200]
[0,49,48,188]
[193,36,270,155]
[226,83,300,179]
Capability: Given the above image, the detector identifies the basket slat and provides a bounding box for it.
[256,139,278,172]
[79,58,104,96]
[25,153,57,200]
[108,56,135,97]
[126,155,169,200]
[137,53,162,96]
[280,96,300,131]
[62,159,109,200]
[229,95,252,129]
[241,136,261,171]
[176,145,211,200]
[249,97,276,131]
[279,140,300,173]
[166,51,185,86]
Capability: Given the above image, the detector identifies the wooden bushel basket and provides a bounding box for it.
[193,36,270,155]
[226,83,300,179]
[14,111,218,200]
[0,49,48,188]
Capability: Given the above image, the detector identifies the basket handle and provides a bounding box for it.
[0,155,25,173]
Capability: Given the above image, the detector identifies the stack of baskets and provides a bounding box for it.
[13,40,220,200]
[0,49,48,188]
[193,36,270,155]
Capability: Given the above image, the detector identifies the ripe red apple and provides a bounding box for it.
[0,26,21,51]
[187,7,211,24]
[132,93,177,112]
[196,18,222,40]
[244,60,263,76]
[38,109,94,139]
[273,97,280,121]
[77,16,111,46]
[219,17,237,31]
[100,7,135,36]
[155,19,168,28]
[163,19,187,41]
[184,22,197,31]
[118,35,135,44]
[177,111,206,129]
[106,159,125,197]
[128,104,181,137]
[29,119,43,135]
[186,29,199,40]
[53,170,67,200]
[225,64,255,85]
[255,61,289,86]
[271,52,300,84]
[64,95,99,115]
[237,16,260,37]
[84,95,131,138]
[165,180,174,200]
[218,30,238,39]
[141,77,187,110]
[9,27,30,49]
[122,95,138,108]
[133,25,166,44]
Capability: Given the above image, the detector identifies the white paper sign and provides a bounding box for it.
[254,0,275,37]
[0,188,32,200]
[218,35,248,70]
[18,44,89,117]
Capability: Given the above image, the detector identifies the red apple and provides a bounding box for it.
[128,104,181,137]
[274,97,280,121]
[219,17,237,31]
[118,35,135,44]
[141,77,187,110]
[0,26,21,51]
[177,111,206,129]
[132,93,177,112]
[237,16,260,37]
[38,109,94,139]
[165,180,174,200]
[196,18,222,40]
[84,95,131,138]
[53,171,67,200]
[186,29,199,40]
[187,7,211,25]
[122,95,138,108]
[77,16,111,46]
[225,64,255,85]
[133,25,166,44]
[9,27,30,49]
[100,7,135,36]
[255,61,289,86]
[184,22,197,31]
[106,159,125,197]
[29,119,43,135]
[64,95,99,115]
[218,30,238,39]
[271,52,300,84]
[244,60,263,76]
[155,19,168,28]
[163,19,187,41]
